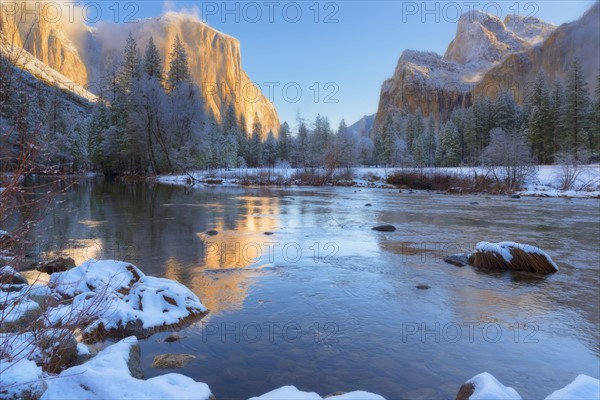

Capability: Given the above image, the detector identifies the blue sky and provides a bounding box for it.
[86,1,595,128]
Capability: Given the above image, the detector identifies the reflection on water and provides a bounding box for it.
[29,178,600,399]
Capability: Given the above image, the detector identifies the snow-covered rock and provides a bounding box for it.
[47,260,207,339]
[41,337,214,399]
[469,241,559,274]
[546,375,600,400]
[249,385,385,400]
[0,357,47,399]
[456,373,521,400]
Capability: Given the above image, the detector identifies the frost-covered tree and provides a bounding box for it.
[263,131,278,167]
[562,59,591,159]
[143,36,163,82]
[117,33,142,94]
[167,35,191,92]
[526,72,552,164]
[334,119,359,170]
[247,113,263,167]
[483,128,535,189]
[277,122,291,161]
[494,90,518,132]
[435,121,461,167]
[291,120,309,168]
[375,114,395,166]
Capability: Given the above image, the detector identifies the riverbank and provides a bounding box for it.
[155,165,600,198]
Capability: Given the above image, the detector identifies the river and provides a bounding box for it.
[27,178,600,399]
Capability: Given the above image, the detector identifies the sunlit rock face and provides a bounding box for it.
[91,12,280,137]
[0,1,89,85]
[0,2,280,137]
[374,3,598,131]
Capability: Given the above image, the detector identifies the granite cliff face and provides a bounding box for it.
[0,3,279,136]
[374,2,598,132]
[0,4,89,85]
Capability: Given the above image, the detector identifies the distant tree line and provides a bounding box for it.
[1,34,599,175]
[372,60,600,169]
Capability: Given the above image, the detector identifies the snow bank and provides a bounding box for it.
[0,287,40,324]
[47,260,207,338]
[0,357,45,399]
[41,337,213,400]
[249,385,385,400]
[466,373,522,399]
[156,165,600,197]
[546,375,600,400]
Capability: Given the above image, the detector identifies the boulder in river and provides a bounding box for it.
[152,353,196,369]
[372,225,397,232]
[37,257,76,274]
[469,241,559,274]
[205,230,219,236]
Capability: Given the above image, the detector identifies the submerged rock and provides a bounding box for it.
[372,224,397,232]
[152,353,196,369]
[164,333,186,343]
[205,230,219,236]
[416,284,431,290]
[444,254,470,267]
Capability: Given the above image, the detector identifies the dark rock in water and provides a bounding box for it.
[511,194,521,199]
[416,284,431,290]
[37,257,75,274]
[444,254,470,267]
[205,230,219,236]
[372,225,397,232]
[469,202,479,205]
[455,383,475,400]
[485,197,491,199]
[164,333,186,343]
[365,203,372,207]
[0,266,28,285]
[152,354,196,369]
[325,392,347,398]
[264,232,274,236]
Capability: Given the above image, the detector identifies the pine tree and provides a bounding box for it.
[549,81,564,160]
[376,115,395,167]
[293,121,309,168]
[424,117,437,167]
[117,33,142,94]
[590,70,600,157]
[237,113,249,165]
[167,35,191,92]
[436,121,461,167]
[562,59,591,159]
[527,72,552,164]
[263,131,278,167]
[494,90,518,132]
[143,36,163,82]
[247,113,263,167]
[473,96,495,157]
[277,122,291,161]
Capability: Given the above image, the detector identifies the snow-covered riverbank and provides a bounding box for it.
[156,165,600,198]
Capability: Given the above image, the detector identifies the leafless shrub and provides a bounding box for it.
[483,128,537,191]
